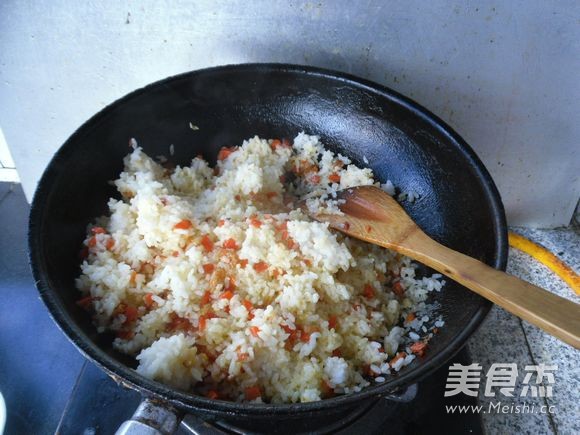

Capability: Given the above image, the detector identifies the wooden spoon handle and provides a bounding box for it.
[402,232,580,349]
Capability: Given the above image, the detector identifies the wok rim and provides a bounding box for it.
[28,62,507,415]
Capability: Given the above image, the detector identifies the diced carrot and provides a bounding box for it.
[392,281,405,296]
[239,259,248,268]
[200,290,211,306]
[130,270,137,285]
[278,224,297,249]
[237,351,250,361]
[225,277,236,291]
[117,330,134,340]
[217,146,237,161]
[88,236,97,248]
[285,326,301,342]
[333,159,345,169]
[200,235,214,252]
[253,261,269,272]
[281,324,294,334]
[328,315,338,330]
[244,386,261,401]
[243,302,254,318]
[234,194,241,201]
[207,390,219,400]
[76,296,93,310]
[124,306,139,323]
[172,251,179,257]
[303,259,312,266]
[410,341,428,357]
[270,138,292,150]
[199,315,208,331]
[328,173,341,183]
[220,290,234,300]
[265,191,277,199]
[363,284,375,299]
[250,326,260,337]
[302,161,319,175]
[143,293,155,307]
[124,305,139,322]
[249,217,262,228]
[332,348,342,357]
[363,364,379,377]
[405,312,416,323]
[362,364,371,376]
[105,238,115,250]
[168,312,193,332]
[174,219,192,230]
[223,238,238,250]
[321,380,335,398]
[202,264,215,274]
[272,269,281,278]
[310,174,321,184]
[143,292,154,306]
[217,219,225,227]
[302,160,313,174]
[300,331,311,343]
[91,227,106,234]
[390,352,407,367]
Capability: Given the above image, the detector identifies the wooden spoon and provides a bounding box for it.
[307,185,580,349]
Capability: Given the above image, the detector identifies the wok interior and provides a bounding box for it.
[34,66,501,400]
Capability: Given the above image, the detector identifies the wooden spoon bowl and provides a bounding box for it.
[309,185,580,349]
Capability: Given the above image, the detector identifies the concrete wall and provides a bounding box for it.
[1,0,578,227]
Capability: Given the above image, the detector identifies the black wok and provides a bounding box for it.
[28,64,507,432]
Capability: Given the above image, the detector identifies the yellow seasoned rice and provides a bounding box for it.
[75,133,444,403]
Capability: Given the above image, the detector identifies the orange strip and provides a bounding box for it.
[508,232,580,296]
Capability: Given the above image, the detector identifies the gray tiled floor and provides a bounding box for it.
[0,183,84,434]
